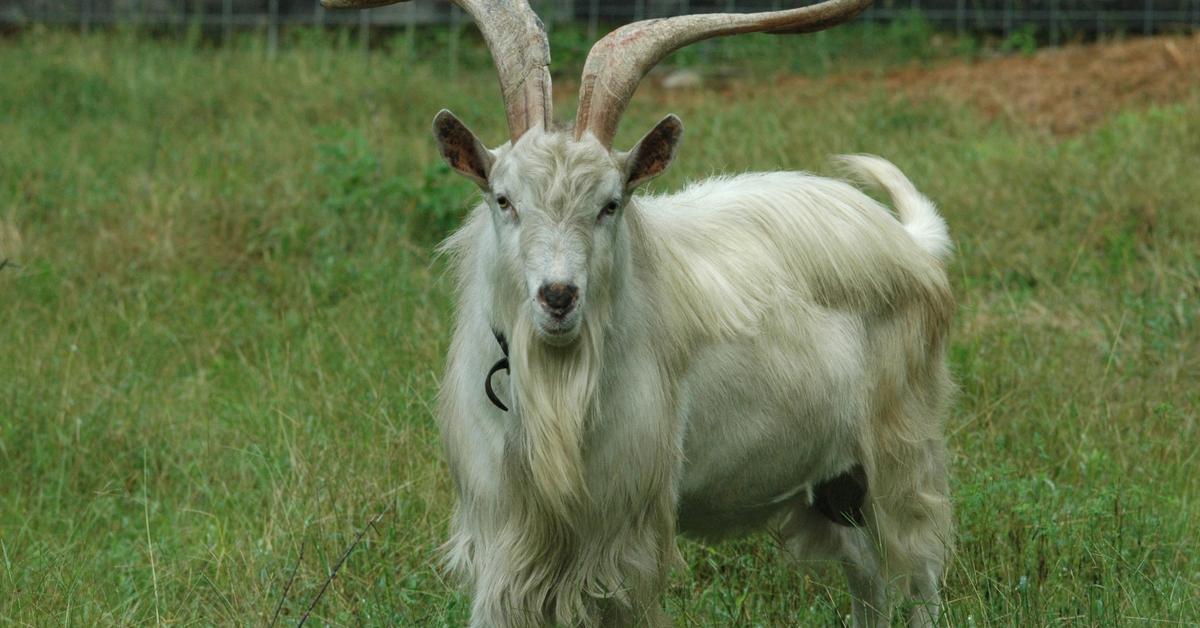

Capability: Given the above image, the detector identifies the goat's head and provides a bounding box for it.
[326,0,872,346]
[433,110,682,345]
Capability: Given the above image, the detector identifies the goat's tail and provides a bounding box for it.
[839,154,952,261]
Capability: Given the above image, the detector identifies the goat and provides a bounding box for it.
[323,0,954,625]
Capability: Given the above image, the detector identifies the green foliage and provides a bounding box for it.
[954,32,983,58]
[312,128,474,243]
[315,128,401,217]
[545,23,595,73]
[1,31,1198,626]
[0,61,126,125]
[251,13,963,81]
[408,160,472,243]
[658,11,948,78]
[1001,23,1040,55]
[882,10,939,59]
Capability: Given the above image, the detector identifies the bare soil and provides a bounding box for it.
[882,34,1200,135]
[642,34,1200,136]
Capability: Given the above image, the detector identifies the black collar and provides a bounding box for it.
[484,330,510,411]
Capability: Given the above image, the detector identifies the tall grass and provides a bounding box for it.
[0,30,1197,625]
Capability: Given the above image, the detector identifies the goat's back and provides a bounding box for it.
[628,169,951,345]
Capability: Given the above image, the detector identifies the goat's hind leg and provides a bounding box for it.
[876,440,953,628]
[881,499,947,628]
[896,480,951,627]
[906,557,943,628]
[779,498,889,627]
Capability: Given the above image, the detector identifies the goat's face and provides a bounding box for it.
[434,111,683,346]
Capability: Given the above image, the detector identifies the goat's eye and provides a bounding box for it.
[496,195,512,211]
[600,200,619,218]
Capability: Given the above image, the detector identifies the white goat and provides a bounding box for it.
[324,0,954,625]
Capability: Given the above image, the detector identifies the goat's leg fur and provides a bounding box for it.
[875,407,953,627]
[780,502,888,627]
[599,598,670,628]
[778,407,951,627]
[780,485,949,627]
[897,443,951,627]
[907,559,944,627]
[841,529,890,627]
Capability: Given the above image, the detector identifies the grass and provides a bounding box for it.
[1,27,1198,625]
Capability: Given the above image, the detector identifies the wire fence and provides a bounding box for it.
[2,0,1197,46]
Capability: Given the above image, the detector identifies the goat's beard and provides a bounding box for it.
[508,303,606,519]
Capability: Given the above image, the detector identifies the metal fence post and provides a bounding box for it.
[450,4,460,76]
[222,0,232,43]
[1049,0,1058,46]
[269,0,279,58]
[588,0,598,41]
[360,8,371,51]
[1143,0,1153,34]
[406,2,416,56]
[80,0,90,34]
[955,0,964,36]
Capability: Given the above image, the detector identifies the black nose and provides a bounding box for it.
[537,282,579,318]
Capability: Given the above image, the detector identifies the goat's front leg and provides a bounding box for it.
[597,516,678,627]
[597,597,670,628]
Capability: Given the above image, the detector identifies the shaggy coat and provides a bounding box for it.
[437,130,953,627]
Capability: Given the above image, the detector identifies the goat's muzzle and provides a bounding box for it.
[537,282,579,320]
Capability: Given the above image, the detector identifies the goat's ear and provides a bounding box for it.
[433,109,494,189]
[621,114,683,192]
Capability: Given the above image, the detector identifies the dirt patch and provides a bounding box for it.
[881,34,1200,135]
[632,34,1200,136]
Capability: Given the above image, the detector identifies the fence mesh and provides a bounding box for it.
[1,0,1197,45]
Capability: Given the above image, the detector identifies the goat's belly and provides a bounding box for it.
[674,311,868,540]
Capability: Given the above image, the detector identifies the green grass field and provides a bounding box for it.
[1,28,1198,625]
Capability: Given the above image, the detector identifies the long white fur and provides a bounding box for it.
[438,129,954,627]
